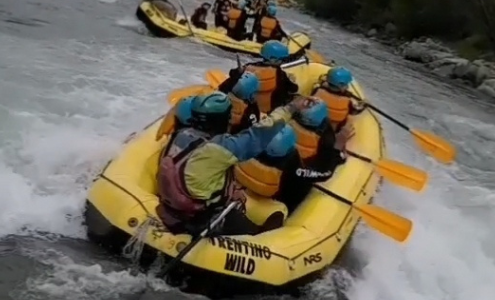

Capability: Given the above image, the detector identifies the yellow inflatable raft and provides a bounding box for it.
[85,62,384,294]
[135,1,311,57]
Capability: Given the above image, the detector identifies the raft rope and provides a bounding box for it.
[122,216,159,275]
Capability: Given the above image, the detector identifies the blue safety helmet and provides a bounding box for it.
[266,124,297,157]
[237,0,246,9]
[191,91,232,133]
[298,99,328,127]
[267,5,276,16]
[260,40,289,62]
[327,67,353,90]
[231,72,260,103]
[175,96,194,125]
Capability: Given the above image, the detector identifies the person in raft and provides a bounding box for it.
[155,73,261,141]
[218,40,299,114]
[310,66,366,131]
[156,91,315,236]
[235,98,352,213]
[226,0,254,41]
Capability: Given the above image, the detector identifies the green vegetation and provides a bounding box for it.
[298,0,495,58]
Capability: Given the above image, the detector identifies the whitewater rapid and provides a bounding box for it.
[0,0,494,299]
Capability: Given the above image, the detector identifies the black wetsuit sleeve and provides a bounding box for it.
[218,67,243,93]
[276,21,288,38]
[297,126,346,182]
[273,68,298,107]
[230,103,260,134]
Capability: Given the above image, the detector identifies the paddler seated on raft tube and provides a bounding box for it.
[212,0,232,29]
[235,98,353,213]
[184,2,212,30]
[226,0,255,41]
[253,4,288,44]
[218,40,298,114]
[228,72,262,134]
[155,96,196,141]
[311,66,366,131]
[156,91,315,236]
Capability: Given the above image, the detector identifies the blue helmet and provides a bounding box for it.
[175,96,194,125]
[298,99,328,127]
[260,40,289,61]
[327,67,353,89]
[265,124,297,157]
[237,0,246,9]
[191,91,232,133]
[267,5,276,16]
[231,72,260,103]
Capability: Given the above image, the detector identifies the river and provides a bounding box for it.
[0,0,494,299]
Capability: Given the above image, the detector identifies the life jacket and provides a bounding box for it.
[155,108,176,141]
[289,120,320,159]
[245,64,277,113]
[234,159,282,197]
[227,8,242,29]
[312,84,351,124]
[259,16,277,38]
[156,128,236,231]
[228,92,248,129]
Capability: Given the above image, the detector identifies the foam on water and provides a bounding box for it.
[2,1,495,299]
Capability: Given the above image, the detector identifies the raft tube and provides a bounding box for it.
[135,1,311,58]
[85,62,385,297]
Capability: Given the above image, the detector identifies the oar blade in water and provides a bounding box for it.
[205,69,227,88]
[411,129,456,164]
[354,203,413,243]
[375,158,429,192]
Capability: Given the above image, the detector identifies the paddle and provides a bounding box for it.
[167,84,213,105]
[346,150,428,192]
[177,0,195,37]
[204,56,308,89]
[156,201,240,278]
[350,96,456,164]
[313,184,412,243]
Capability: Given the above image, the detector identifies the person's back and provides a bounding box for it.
[226,0,249,41]
[255,5,286,43]
[281,99,351,212]
[235,124,297,200]
[310,67,365,131]
[218,40,299,114]
[213,0,232,28]
[228,71,261,134]
[157,91,314,235]
[190,2,211,29]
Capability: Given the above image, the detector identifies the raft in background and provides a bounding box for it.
[84,61,384,297]
[135,0,312,58]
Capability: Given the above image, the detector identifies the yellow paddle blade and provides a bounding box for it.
[305,49,326,64]
[205,69,227,89]
[374,158,429,192]
[167,85,211,105]
[354,203,413,243]
[411,129,456,164]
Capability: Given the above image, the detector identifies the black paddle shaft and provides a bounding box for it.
[155,201,240,278]
[312,184,353,207]
[348,94,411,132]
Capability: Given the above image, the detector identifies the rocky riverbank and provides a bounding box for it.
[347,27,495,99]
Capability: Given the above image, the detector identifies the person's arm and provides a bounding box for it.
[217,67,244,93]
[276,68,298,95]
